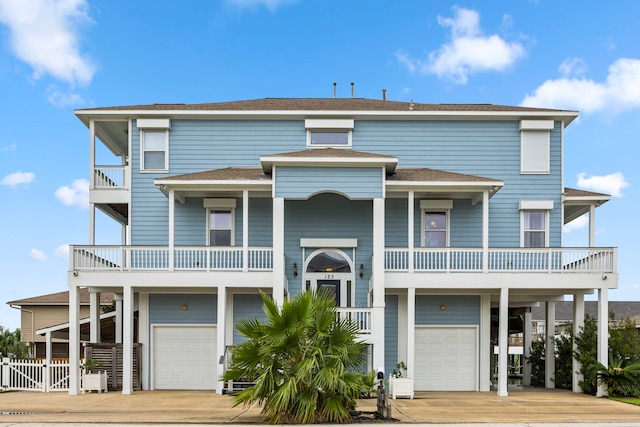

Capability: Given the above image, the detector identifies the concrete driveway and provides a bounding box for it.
[1,388,640,425]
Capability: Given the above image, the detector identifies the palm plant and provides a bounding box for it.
[588,354,640,397]
[223,290,367,424]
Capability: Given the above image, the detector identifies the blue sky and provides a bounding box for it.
[0,0,638,331]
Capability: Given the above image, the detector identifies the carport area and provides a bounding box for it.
[1,388,640,424]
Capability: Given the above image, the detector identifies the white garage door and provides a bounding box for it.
[414,327,477,391]
[153,325,217,390]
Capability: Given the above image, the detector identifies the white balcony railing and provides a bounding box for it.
[93,166,126,189]
[336,307,372,334]
[385,247,616,273]
[71,246,273,271]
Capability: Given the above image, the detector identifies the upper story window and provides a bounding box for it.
[420,200,453,248]
[137,118,171,172]
[204,198,236,246]
[520,200,553,248]
[520,120,554,175]
[305,119,354,148]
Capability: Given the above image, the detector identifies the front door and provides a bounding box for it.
[316,279,341,305]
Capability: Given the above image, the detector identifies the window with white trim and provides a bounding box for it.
[522,211,547,248]
[204,198,236,246]
[305,119,354,148]
[520,120,554,174]
[141,130,168,171]
[420,200,452,248]
[519,200,553,248]
[208,210,233,246]
[138,118,170,172]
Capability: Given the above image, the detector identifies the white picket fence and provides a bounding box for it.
[1,357,71,392]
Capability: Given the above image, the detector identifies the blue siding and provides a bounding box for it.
[232,294,267,344]
[275,166,383,199]
[415,295,480,325]
[385,295,399,378]
[284,193,372,306]
[149,294,217,323]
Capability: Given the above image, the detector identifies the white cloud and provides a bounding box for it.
[576,172,629,197]
[226,0,297,11]
[54,244,70,258]
[0,0,95,86]
[29,248,47,261]
[47,85,85,107]
[396,7,525,84]
[559,57,588,77]
[521,58,640,114]
[563,215,589,233]
[1,171,35,187]
[1,142,17,152]
[55,178,89,208]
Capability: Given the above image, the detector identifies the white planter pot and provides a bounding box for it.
[82,371,108,393]
[389,377,414,399]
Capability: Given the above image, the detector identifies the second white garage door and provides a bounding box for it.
[153,325,217,390]
[414,326,477,391]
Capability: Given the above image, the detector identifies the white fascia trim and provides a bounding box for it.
[519,200,554,210]
[419,200,453,210]
[386,180,504,190]
[260,156,397,166]
[76,110,579,126]
[203,198,237,208]
[519,120,554,131]
[137,118,171,129]
[300,238,358,248]
[155,179,272,187]
[564,195,611,204]
[305,119,354,129]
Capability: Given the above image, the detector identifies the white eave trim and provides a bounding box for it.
[36,311,116,336]
[75,109,579,126]
[300,238,358,248]
[260,156,398,173]
[519,200,554,210]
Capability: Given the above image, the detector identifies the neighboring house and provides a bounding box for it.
[7,289,114,358]
[67,97,617,397]
[531,301,640,340]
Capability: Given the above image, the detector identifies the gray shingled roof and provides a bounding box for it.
[7,288,114,306]
[266,148,397,159]
[156,167,269,182]
[389,168,500,182]
[564,187,611,198]
[76,98,574,113]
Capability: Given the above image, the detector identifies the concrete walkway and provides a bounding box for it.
[1,388,640,425]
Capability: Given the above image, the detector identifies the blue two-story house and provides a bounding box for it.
[67,97,616,397]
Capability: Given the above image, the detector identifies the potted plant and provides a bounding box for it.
[81,358,108,393]
[389,361,414,399]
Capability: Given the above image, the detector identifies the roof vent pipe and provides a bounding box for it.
[333,82,337,98]
[351,82,355,98]
[382,89,387,101]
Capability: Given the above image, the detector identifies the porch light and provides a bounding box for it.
[293,263,298,278]
[359,264,364,279]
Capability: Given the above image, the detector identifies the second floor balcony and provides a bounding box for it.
[70,245,616,275]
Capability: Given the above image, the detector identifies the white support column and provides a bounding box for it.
[372,198,386,374]
[168,189,175,271]
[243,190,249,272]
[122,285,134,395]
[216,286,227,394]
[68,285,81,395]
[272,197,285,306]
[115,293,123,344]
[597,287,609,397]
[89,204,95,245]
[407,191,414,273]
[589,205,596,248]
[497,287,509,397]
[479,294,491,391]
[545,301,556,389]
[138,292,149,390]
[90,292,101,343]
[482,190,489,272]
[406,288,415,378]
[45,331,52,392]
[572,294,585,392]
[522,310,532,386]
[89,119,95,246]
